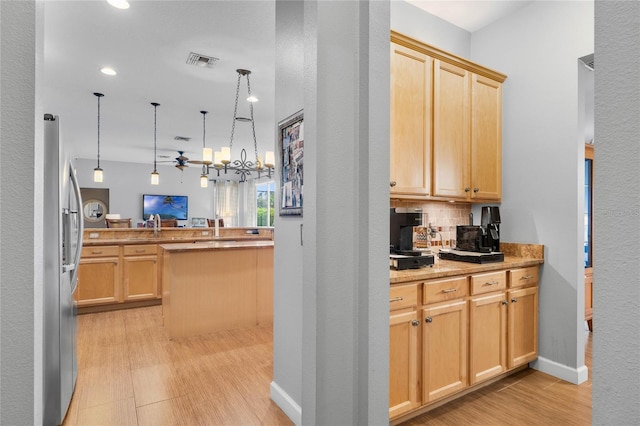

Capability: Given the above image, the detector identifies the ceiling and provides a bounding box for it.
[43,1,532,170]
[406,0,534,33]
[43,0,276,169]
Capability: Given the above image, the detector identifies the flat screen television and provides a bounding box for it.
[142,194,188,220]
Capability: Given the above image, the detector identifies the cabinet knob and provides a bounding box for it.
[511,297,518,303]
[425,316,433,323]
[390,181,397,187]
[501,300,508,306]
[464,187,471,192]
[473,187,479,193]
[411,319,420,327]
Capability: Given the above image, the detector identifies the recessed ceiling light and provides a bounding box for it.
[100,67,117,76]
[107,0,130,10]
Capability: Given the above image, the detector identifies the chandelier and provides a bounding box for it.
[205,69,274,183]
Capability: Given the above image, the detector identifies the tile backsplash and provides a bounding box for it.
[390,200,472,249]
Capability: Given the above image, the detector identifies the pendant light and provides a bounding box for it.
[201,110,213,165]
[93,92,104,182]
[210,69,274,182]
[150,102,160,185]
[200,111,210,188]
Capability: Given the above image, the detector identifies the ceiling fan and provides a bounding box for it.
[159,150,208,170]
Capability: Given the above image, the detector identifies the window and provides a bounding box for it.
[257,181,275,227]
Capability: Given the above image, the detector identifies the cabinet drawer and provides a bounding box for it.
[509,266,539,288]
[423,276,468,304]
[123,244,158,256]
[81,246,119,258]
[470,271,507,295]
[390,284,419,311]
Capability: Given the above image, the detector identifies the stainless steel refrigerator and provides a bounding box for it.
[43,114,84,425]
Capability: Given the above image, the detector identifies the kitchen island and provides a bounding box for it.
[160,240,274,339]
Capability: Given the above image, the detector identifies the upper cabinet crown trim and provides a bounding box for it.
[391,30,507,83]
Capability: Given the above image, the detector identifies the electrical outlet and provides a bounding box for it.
[89,232,99,239]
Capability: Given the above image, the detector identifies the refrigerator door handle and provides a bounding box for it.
[68,162,84,292]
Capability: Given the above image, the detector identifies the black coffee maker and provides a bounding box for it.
[481,206,501,252]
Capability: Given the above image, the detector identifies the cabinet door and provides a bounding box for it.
[432,60,470,199]
[469,292,507,385]
[389,310,420,418]
[123,255,158,301]
[508,286,538,368]
[76,258,120,306]
[471,74,502,201]
[422,299,467,403]
[390,42,432,197]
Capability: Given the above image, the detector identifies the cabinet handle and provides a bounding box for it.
[91,250,102,255]
[425,316,433,323]
[464,187,471,192]
[411,319,420,327]
[473,187,479,193]
[520,275,534,280]
[441,288,457,293]
[135,249,145,253]
[501,300,508,306]
[390,181,397,187]
[511,297,518,303]
[390,296,404,303]
[485,280,499,286]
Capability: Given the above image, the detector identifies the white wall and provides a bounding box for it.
[272,1,390,424]
[470,1,593,383]
[272,1,304,422]
[593,1,640,422]
[0,1,42,423]
[390,0,470,57]
[75,159,215,225]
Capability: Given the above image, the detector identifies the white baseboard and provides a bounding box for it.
[530,356,589,384]
[270,381,302,426]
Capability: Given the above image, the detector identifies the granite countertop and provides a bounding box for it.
[83,235,272,246]
[390,242,544,284]
[159,240,274,252]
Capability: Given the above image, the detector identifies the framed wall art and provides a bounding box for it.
[278,109,304,216]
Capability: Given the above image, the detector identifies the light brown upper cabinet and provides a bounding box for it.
[390,42,432,197]
[390,31,506,203]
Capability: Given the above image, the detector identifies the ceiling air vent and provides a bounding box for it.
[174,136,191,142]
[186,52,219,68]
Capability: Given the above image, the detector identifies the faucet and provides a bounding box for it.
[152,214,160,237]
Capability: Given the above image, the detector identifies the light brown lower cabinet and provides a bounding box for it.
[389,284,420,418]
[389,264,539,421]
[122,244,158,301]
[422,299,468,403]
[76,246,121,306]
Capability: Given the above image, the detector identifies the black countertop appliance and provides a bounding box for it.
[481,206,501,252]
[390,207,422,255]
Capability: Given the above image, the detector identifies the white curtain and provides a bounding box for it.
[214,180,239,226]
[243,179,257,227]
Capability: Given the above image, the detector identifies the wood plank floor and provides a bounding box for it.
[65,306,592,425]
[63,305,292,426]
[402,328,592,425]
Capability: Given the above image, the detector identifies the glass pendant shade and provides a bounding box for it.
[200,174,208,188]
[264,151,275,168]
[93,167,103,183]
[214,151,223,167]
[221,147,231,164]
[203,147,213,164]
[151,170,159,185]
